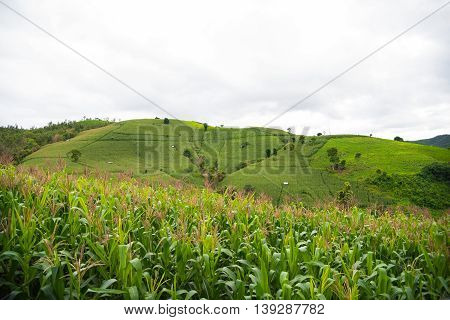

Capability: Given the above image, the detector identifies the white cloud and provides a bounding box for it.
[0,0,449,140]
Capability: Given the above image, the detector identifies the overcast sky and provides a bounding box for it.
[0,0,449,140]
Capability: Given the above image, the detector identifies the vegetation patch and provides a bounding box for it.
[0,166,448,299]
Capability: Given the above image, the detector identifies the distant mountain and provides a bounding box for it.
[411,135,450,149]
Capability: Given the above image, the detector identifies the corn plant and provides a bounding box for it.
[0,165,448,299]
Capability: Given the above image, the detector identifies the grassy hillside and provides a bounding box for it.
[0,167,448,299]
[0,118,110,164]
[22,119,450,208]
[411,134,450,149]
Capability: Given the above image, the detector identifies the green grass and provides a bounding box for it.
[21,120,450,208]
[311,137,450,179]
[0,166,448,299]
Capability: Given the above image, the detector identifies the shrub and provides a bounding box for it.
[317,132,322,136]
[327,147,338,158]
[163,118,170,124]
[66,149,81,162]
[183,149,192,158]
[419,162,450,183]
[243,184,255,193]
[355,152,362,159]
[235,162,247,170]
[298,135,305,144]
[337,182,353,208]
[394,136,403,142]
[265,149,271,158]
[273,148,278,156]
[203,123,208,131]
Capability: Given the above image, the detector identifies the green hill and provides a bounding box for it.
[22,119,450,209]
[411,134,450,149]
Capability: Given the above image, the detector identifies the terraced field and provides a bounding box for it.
[22,119,450,207]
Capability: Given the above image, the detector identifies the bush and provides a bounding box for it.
[394,136,403,142]
[337,182,353,208]
[235,162,247,170]
[183,149,192,158]
[355,152,362,159]
[419,162,450,184]
[203,123,208,131]
[298,135,305,144]
[317,132,322,136]
[327,147,338,158]
[243,184,255,193]
[369,170,450,209]
[163,118,170,124]
[265,149,271,158]
[241,142,249,149]
[67,149,81,162]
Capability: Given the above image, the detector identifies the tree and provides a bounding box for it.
[265,149,271,158]
[337,182,353,208]
[183,149,192,158]
[394,136,403,142]
[298,135,305,144]
[339,159,346,170]
[317,132,322,136]
[273,148,278,156]
[327,147,338,158]
[67,149,81,162]
[327,147,340,170]
[163,118,170,124]
[203,123,208,131]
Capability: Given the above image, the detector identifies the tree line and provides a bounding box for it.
[0,118,111,164]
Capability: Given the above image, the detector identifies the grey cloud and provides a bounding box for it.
[0,0,449,140]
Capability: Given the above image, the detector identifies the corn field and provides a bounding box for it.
[0,166,448,299]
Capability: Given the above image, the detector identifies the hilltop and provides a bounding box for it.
[22,118,450,209]
[411,134,450,149]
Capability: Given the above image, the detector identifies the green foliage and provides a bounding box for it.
[163,118,170,124]
[411,135,450,149]
[336,182,353,208]
[183,149,192,159]
[327,147,338,158]
[67,149,82,162]
[327,147,344,170]
[419,162,450,183]
[203,123,208,131]
[235,162,247,170]
[0,119,110,164]
[265,149,271,158]
[355,152,362,159]
[243,184,255,193]
[18,120,450,209]
[369,170,450,209]
[298,135,305,144]
[394,136,404,142]
[0,166,448,300]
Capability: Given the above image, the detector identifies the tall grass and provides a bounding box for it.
[0,166,448,299]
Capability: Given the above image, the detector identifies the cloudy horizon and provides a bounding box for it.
[0,0,449,140]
